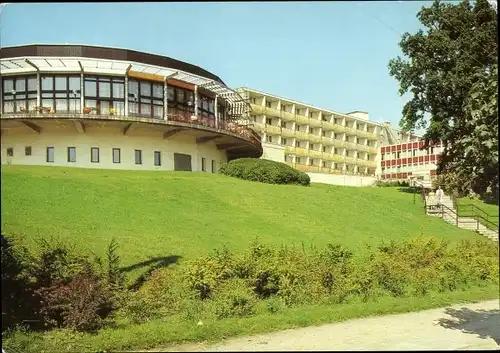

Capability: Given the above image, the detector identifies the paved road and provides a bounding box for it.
[161,299,500,351]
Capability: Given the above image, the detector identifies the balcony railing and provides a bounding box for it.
[308,134,322,143]
[366,132,377,141]
[308,149,323,158]
[281,110,296,121]
[1,108,262,148]
[285,163,374,176]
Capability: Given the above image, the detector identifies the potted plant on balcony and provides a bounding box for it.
[109,108,116,116]
[83,107,92,114]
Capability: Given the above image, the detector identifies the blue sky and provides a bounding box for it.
[0,2,431,128]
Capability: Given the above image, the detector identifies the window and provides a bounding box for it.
[281,121,287,128]
[282,138,287,146]
[266,118,272,125]
[412,149,417,157]
[396,151,401,159]
[309,158,314,166]
[197,94,215,122]
[322,146,326,152]
[430,147,434,154]
[309,112,313,118]
[322,130,326,136]
[296,125,300,131]
[266,135,272,143]
[25,146,32,156]
[296,157,301,164]
[85,77,124,116]
[6,147,13,157]
[112,148,121,163]
[211,160,216,173]
[135,149,142,165]
[46,147,54,163]
[167,84,194,118]
[41,75,81,113]
[266,101,271,108]
[381,153,384,161]
[154,151,161,166]
[67,147,76,162]
[295,140,300,147]
[91,147,99,163]
[2,75,37,113]
[310,144,314,150]
[201,157,206,172]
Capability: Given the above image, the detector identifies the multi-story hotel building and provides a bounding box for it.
[237,88,439,184]
[0,44,262,171]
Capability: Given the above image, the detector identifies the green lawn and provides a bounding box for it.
[1,165,488,280]
[456,196,499,229]
[1,165,498,353]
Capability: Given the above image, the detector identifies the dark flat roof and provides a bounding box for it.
[0,44,226,85]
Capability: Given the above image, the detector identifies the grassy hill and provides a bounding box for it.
[1,165,487,280]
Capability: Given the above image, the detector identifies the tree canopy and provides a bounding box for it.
[388,0,498,198]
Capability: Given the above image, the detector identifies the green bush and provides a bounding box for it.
[374,180,410,187]
[219,158,310,186]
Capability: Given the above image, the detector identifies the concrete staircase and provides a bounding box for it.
[426,194,499,242]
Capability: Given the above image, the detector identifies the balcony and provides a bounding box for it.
[294,147,309,157]
[294,113,310,125]
[356,130,368,138]
[333,124,346,133]
[285,163,345,175]
[366,132,378,141]
[321,136,334,146]
[250,104,266,115]
[308,118,322,128]
[344,156,357,164]
[251,122,281,135]
[345,142,357,150]
[308,149,323,158]
[333,139,346,148]
[308,134,322,143]
[281,128,296,138]
[1,110,262,152]
[322,153,345,163]
[345,127,357,136]
[367,146,378,154]
[264,107,281,118]
[294,131,309,141]
[280,110,296,121]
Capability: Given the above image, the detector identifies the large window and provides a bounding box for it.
[2,76,37,113]
[84,77,124,115]
[128,79,163,119]
[167,85,194,118]
[135,149,142,165]
[197,94,215,122]
[40,75,81,113]
[91,147,99,163]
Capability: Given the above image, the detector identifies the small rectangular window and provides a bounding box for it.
[25,146,32,156]
[6,147,14,157]
[112,148,121,163]
[135,149,142,165]
[211,160,216,173]
[67,147,76,162]
[154,151,161,166]
[201,157,206,172]
[47,147,54,163]
[91,147,99,163]
[296,157,301,164]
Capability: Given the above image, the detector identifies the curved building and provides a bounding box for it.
[0,44,262,172]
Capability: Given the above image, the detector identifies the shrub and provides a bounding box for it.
[219,158,310,186]
[211,279,257,319]
[374,180,410,187]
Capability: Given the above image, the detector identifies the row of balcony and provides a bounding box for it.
[254,123,377,153]
[285,163,376,176]
[283,147,377,168]
[250,104,378,140]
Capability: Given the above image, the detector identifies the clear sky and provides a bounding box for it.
[0,2,433,128]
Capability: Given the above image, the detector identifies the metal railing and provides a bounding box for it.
[420,185,498,232]
[1,110,262,147]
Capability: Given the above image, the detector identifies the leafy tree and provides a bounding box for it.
[388,0,498,198]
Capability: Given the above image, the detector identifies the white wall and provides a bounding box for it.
[307,172,376,187]
[261,143,285,163]
[1,123,227,172]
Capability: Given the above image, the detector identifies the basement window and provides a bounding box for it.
[25,146,32,156]
[135,149,142,165]
[67,147,76,163]
[6,147,13,157]
[91,147,99,163]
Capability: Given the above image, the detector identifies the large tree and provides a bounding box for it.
[388,0,498,198]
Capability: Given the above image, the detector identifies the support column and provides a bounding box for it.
[194,85,198,118]
[36,72,41,110]
[125,65,132,117]
[80,73,84,114]
[164,79,168,121]
[214,95,218,129]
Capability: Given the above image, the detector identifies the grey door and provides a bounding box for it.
[174,153,192,171]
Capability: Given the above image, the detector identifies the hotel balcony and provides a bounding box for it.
[308,118,322,128]
[294,114,310,125]
[345,127,358,136]
[308,134,322,143]
[308,149,323,158]
[366,132,377,141]
[250,104,266,115]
